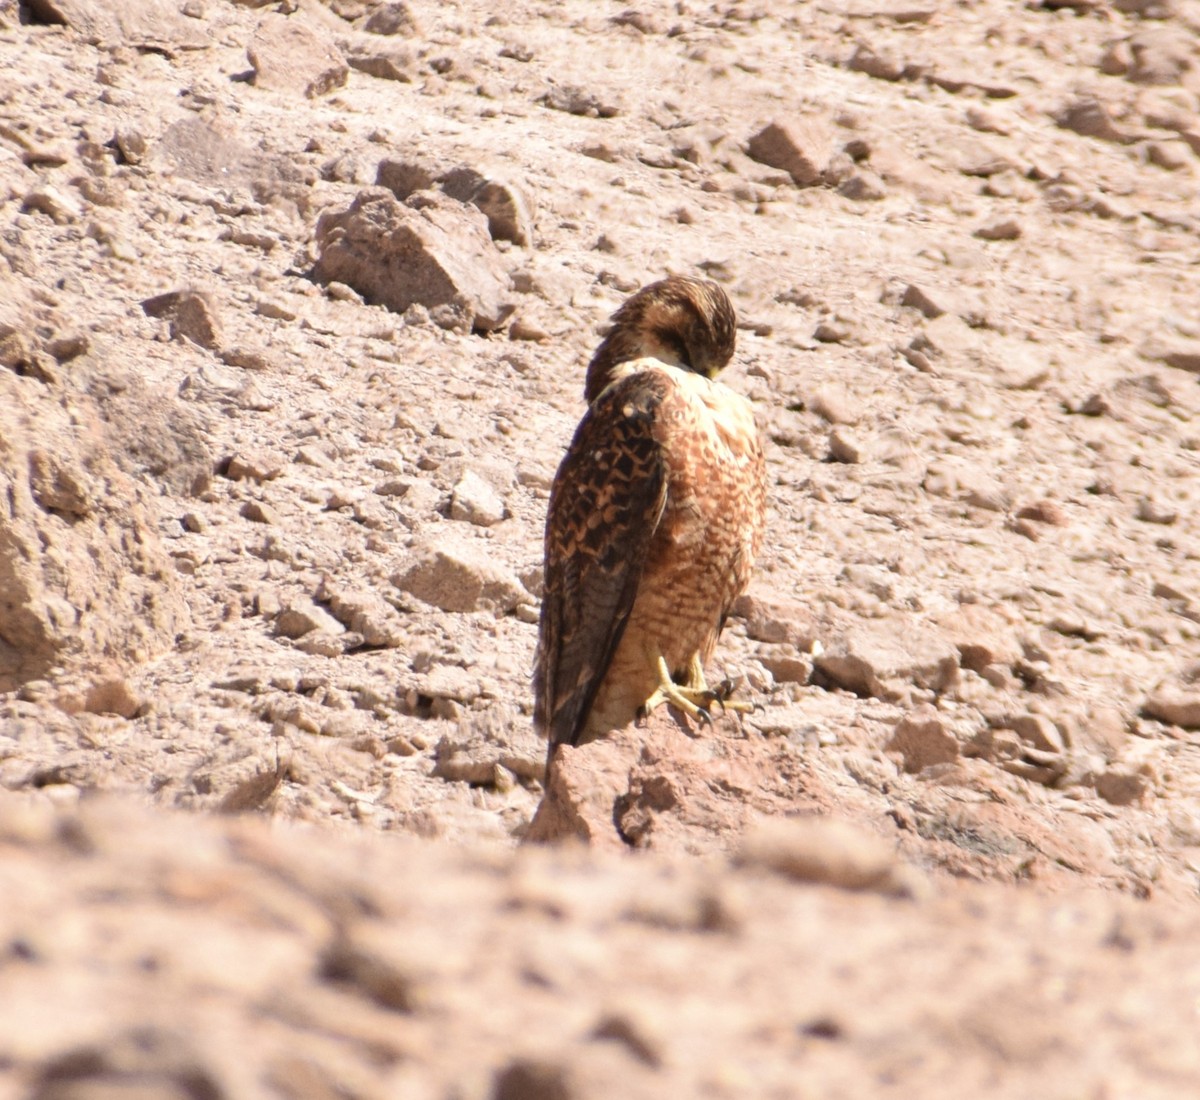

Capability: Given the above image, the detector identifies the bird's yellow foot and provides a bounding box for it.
[640,654,753,724]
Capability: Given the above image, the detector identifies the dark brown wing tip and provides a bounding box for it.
[536,369,670,752]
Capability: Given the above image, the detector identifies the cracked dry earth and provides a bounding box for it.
[3,0,1200,1096]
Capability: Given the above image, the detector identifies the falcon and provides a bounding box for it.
[534,276,767,775]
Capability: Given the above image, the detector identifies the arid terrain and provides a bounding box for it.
[3,0,1200,1095]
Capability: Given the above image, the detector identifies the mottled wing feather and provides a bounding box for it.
[535,372,669,749]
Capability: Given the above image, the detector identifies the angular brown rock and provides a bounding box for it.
[313,188,516,333]
[746,119,832,186]
[248,13,348,98]
[887,705,961,773]
[529,712,798,852]
[1143,689,1200,729]
[142,290,223,350]
[393,537,529,614]
[1056,97,1129,143]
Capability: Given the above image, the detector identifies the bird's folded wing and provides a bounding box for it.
[535,371,669,748]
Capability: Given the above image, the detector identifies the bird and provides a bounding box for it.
[534,275,767,776]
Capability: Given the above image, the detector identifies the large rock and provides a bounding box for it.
[527,727,639,850]
[248,13,348,98]
[886,705,961,773]
[0,372,188,689]
[375,156,440,198]
[22,0,210,52]
[746,119,832,186]
[313,188,516,333]
[528,713,796,851]
[392,536,529,614]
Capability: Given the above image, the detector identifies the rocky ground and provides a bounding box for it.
[2,0,1200,1095]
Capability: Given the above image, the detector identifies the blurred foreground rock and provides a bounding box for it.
[3,793,1200,1100]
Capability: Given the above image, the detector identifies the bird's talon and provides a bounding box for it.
[640,654,758,728]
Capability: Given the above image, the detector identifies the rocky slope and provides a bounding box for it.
[2,0,1200,1095]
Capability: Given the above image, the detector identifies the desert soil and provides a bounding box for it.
[3,0,1200,1096]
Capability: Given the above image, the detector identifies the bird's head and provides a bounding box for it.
[584,276,737,403]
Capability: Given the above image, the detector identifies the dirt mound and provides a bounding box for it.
[5,794,1200,1099]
